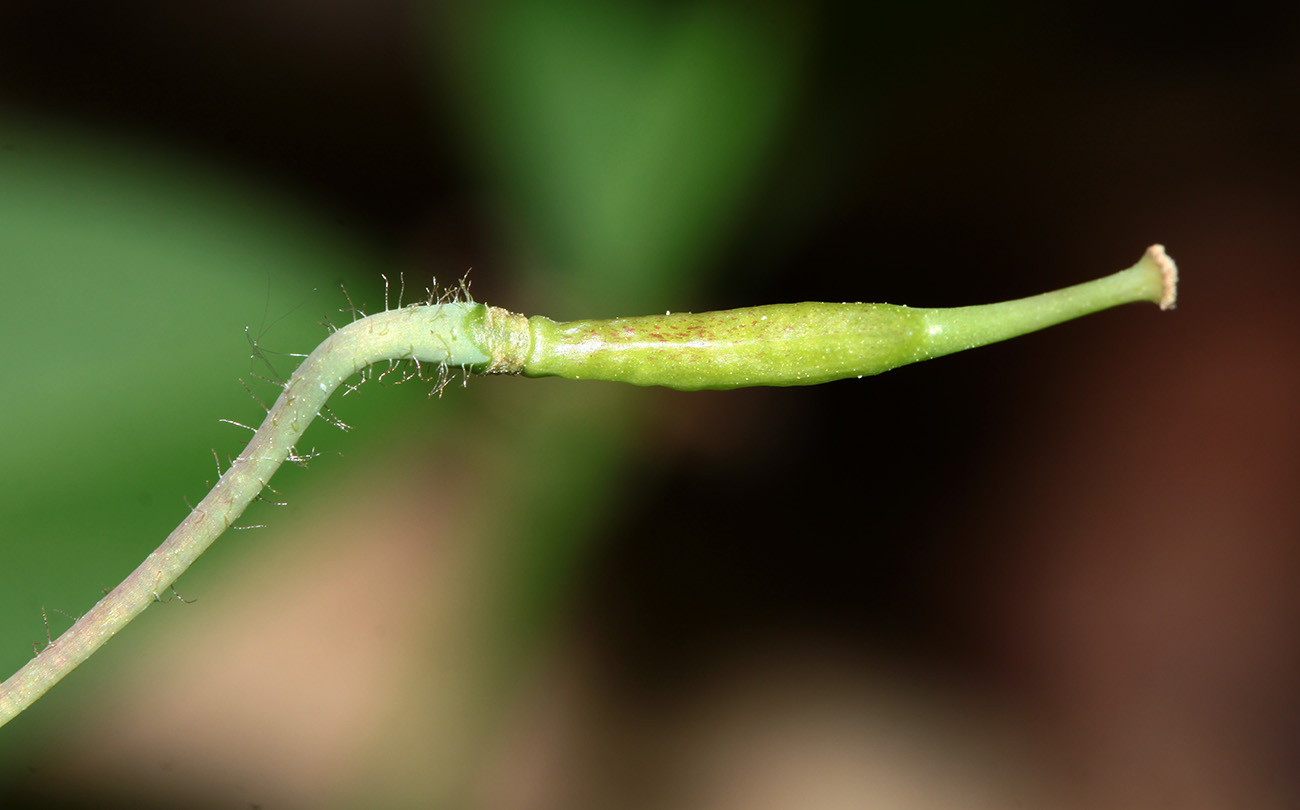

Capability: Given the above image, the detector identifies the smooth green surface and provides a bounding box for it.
[913,255,1172,361]
[524,303,925,389]
[518,250,1172,390]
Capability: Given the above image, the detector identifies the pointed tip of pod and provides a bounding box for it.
[1146,244,1178,310]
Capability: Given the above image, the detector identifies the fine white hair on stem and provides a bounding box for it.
[2,300,495,728]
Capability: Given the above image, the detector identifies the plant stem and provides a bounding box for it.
[913,244,1176,365]
[0,246,1176,728]
[0,303,490,727]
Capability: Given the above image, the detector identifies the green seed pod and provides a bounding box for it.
[523,303,926,389]
[505,245,1177,390]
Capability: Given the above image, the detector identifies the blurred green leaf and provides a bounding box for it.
[434,0,805,311]
[0,113,396,687]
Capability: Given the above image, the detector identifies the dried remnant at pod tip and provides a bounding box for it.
[0,245,1177,727]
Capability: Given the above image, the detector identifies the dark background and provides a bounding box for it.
[2,2,1298,808]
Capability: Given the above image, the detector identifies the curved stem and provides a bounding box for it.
[914,244,1177,363]
[0,246,1176,727]
[0,303,490,727]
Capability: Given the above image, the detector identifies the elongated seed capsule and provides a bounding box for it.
[480,245,1177,391]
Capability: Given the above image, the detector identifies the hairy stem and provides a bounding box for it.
[1,303,490,726]
[0,246,1176,727]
